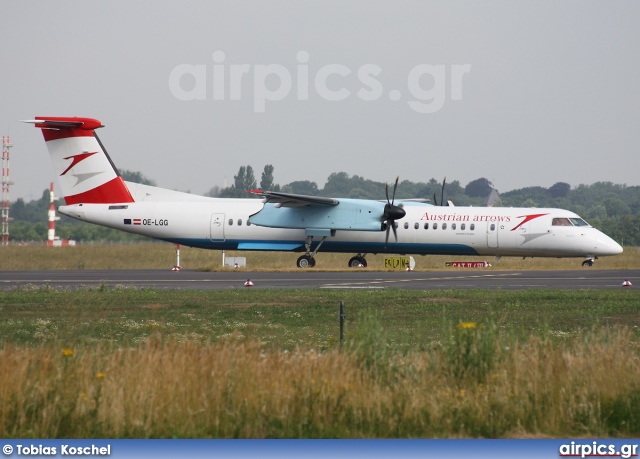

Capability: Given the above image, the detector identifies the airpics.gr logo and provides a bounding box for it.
[169,51,471,113]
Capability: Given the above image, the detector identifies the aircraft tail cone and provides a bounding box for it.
[622,279,632,287]
[244,279,254,287]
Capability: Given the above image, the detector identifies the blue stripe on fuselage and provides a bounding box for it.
[159,238,480,256]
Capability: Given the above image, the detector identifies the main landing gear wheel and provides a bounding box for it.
[582,259,594,267]
[348,256,367,268]
[297,255,316,268]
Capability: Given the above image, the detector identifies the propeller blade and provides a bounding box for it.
[440,176,446,207]
[433,192,438,206]
[391,176,399,205]
[382,177,405,247]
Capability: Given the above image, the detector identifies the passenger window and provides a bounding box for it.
[452,223,456,230]
[442,223,447,230]
[404,222,409,229]
[433,223,438,230]
[247,220,251,226]
[238,219,243,226]
[414,223,419,229]
[470,224,475,231]
[461,223,465,230]
[228,219,233,226]
[490,224,496,231]
[424,222,429,230]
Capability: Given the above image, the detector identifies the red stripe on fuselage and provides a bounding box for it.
[63,177,134,205]
[511,213,549,231]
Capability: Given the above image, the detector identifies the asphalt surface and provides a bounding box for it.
[0,269,638,290]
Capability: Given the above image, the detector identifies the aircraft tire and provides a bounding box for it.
[297,255,315,268]
[348,256,367,268]
[582,259,594,267]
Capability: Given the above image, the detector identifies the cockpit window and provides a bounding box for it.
[551,217,591,227]
[569,218,590,227]
[552,218,573,226]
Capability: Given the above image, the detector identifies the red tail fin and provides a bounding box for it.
[25,117,134,205]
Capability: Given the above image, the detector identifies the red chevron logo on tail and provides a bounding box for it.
[61,152,98,176]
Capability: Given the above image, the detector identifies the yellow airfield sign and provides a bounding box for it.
[384,256,416,270]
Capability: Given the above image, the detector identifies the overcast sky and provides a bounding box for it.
[2,1,639,201]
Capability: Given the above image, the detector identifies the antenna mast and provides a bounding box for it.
[1,136,13,246]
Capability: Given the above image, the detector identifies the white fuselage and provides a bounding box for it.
[58,183,623,259]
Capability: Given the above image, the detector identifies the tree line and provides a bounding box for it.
[7,167,640,246]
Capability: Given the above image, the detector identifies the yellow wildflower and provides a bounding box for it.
[61,349,73,356]
[96,373,105,379]
[457,322,477,330]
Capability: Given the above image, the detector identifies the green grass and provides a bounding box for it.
[2,287,640,438]
[2,287,639,350]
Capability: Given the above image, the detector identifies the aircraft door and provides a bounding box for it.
[210,213,225,241]
[487,222,498,248]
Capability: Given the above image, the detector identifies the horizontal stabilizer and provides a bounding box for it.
[22,117,103,130]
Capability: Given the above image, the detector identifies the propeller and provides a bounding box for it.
[382,176,406,246]
[433,177,447,206]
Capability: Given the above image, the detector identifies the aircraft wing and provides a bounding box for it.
[248,188,407,235]
[248,190,391,232]
[248,190,339,207]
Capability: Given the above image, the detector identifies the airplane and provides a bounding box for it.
[23,116,623,268]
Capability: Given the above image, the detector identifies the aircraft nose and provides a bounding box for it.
[596,235,623,256]
[610,240,624,255]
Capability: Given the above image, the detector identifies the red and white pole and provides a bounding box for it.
[47,182,56,246]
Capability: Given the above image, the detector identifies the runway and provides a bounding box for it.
[0,269,637,291]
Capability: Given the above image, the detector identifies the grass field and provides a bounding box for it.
[2,288,640,349]
[1,285,640,438]
[2,244,639,438]
[1,243,639,271]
